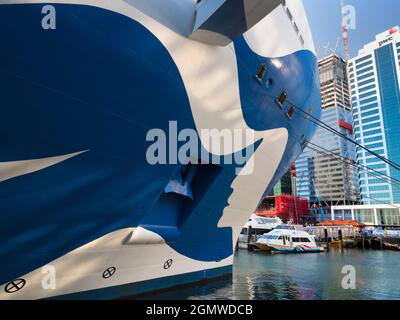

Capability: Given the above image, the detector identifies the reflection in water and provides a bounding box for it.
[140,249,400,300]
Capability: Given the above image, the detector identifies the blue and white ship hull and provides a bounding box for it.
[0,0,321,299]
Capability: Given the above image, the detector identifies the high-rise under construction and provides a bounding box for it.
[296,54,360,211]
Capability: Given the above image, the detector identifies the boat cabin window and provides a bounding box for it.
[291,237,311,243]
[255,218,267,224]
[275,225,294,230]
[255,217,281,225]
[261,235,279,240]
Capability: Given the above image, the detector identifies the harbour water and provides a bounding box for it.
[143,249,400,300]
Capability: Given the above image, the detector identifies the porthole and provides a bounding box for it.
[276,90,287,108]
[255,64,267,82]
[287,105,296,119]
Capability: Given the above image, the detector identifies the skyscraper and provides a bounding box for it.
[348,27,400,205]
[296,54,360,207]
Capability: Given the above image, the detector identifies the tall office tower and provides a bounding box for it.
[348,27,400,205]
[296,54,360,209]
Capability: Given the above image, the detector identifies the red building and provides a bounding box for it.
[256,195,312,224]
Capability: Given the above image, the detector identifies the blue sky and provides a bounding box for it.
[303,0,400,58]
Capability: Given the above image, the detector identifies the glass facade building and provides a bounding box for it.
[296,55,360,207]
[348,27,400,204]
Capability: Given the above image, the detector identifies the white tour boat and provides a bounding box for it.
[255,225,324,253]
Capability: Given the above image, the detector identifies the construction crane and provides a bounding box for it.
[340,0,350,61]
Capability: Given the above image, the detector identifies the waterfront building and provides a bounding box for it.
[331,204,400,226]
[296,54,360,208]
[348,27,400,205]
